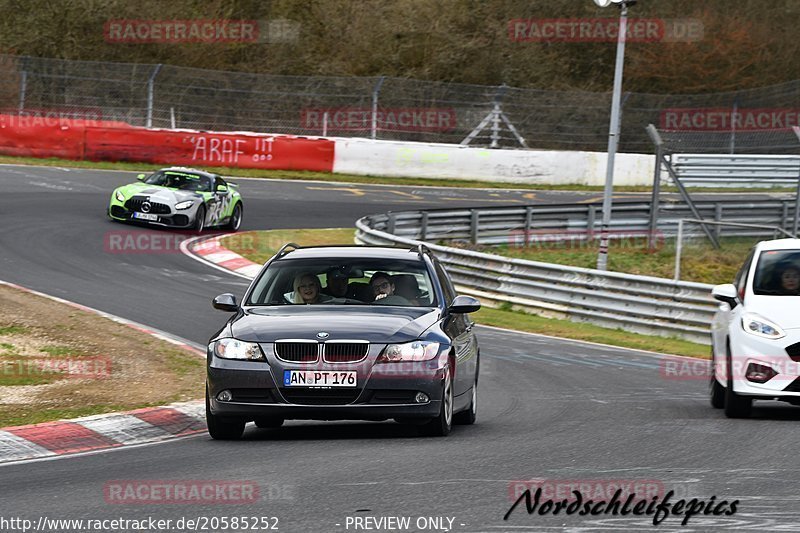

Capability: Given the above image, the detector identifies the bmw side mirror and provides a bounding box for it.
[213,293,239,312]
[136,173,146,181]
[448,295,481,314]
[711,283,738,309]
[216,184,228,193]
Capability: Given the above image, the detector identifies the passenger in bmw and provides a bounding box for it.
[292,273,332,304]
[369,272,411,305]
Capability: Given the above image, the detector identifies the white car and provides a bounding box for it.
[710,238,800,418]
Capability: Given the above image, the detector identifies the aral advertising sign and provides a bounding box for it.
[661,108,800,131]
[301,108,457,132]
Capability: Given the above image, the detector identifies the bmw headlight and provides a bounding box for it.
[213,338,264,360]
[378,341,440,363]
[742,312,786,339]
[115,190,125,202]
[175,200,194,210]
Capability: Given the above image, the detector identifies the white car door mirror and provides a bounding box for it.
[712,283,739,309]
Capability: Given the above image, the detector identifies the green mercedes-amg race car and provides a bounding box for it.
[108,167,243,232]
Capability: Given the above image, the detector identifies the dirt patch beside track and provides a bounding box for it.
[0,285,204,427]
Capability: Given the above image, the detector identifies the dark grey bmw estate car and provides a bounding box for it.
[206,243,481,439]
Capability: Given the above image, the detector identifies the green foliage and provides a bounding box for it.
[0,0,797,92]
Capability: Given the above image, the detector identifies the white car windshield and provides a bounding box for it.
[144,171,212,192]
[752,249,800,295]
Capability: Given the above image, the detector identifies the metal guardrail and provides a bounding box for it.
[355,198,797,345]
[671,154,800,188]
[380,199,798,246]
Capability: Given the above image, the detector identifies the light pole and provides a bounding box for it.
[593,0,635,270]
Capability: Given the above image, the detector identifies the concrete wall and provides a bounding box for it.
[332,137,655,186]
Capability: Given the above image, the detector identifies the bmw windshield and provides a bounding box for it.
[246,258,437,307]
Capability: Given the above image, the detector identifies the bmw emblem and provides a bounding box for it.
[141,201,152,213]
[316,332,330,339]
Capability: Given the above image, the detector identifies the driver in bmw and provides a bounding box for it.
[370,272,410,305]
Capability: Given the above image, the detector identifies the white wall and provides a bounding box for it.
[332,137,655,186]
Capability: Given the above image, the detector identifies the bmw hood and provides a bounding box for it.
[230,307,442,343]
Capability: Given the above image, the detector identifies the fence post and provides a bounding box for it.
[674,219,684,281]
[146,64,163,128]
[371,76,386,140]
[587,205,596,240]
[646,124,663,251]
[420,211,428,241]
[470,210,479,245]
[714,204,723,240]
[782,201,789,231]
[386,213,396,234]
[524,206,533,246]
[17,70,27,113]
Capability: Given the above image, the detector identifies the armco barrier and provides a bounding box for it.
[382,199,799,246]
[355,207,728,345]
[0,114,335,173]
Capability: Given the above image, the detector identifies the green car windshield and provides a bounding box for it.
[144,171,212,192]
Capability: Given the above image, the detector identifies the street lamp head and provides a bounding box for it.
[593,0,637,6]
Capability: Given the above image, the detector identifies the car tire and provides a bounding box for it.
[194,205,206,233]
[254,417,284,429]
[454,376,477,425]
[724,347,752,418]
[420,366,453,437]
[709,346,725,409]
[226,203,243,231]
[205,388,245,440]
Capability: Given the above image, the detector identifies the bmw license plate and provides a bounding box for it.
[283,370,357,387]
[132,212,159,221]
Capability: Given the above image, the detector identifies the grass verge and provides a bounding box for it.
[222,228,709,358]
[0,154,794,193]
[0,285,204,428]
[483,236,757,285]
[475,307,708,358]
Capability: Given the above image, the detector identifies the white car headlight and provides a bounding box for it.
[115,190,125,202]
[742,312,786,339]
[175,200,194,210]
[213,338,264,360]
[378,341,440,363]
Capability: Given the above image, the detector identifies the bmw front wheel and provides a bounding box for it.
[421,366,453,436]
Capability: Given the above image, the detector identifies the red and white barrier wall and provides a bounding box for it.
[0,114,652,185]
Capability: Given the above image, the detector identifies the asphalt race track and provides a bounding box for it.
[2,164,800,532]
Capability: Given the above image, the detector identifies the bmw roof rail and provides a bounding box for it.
[275,242,301,257]
[413,243,433,259]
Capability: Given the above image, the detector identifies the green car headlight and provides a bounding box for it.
[115,190,125,202]
[175,200,194,210]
